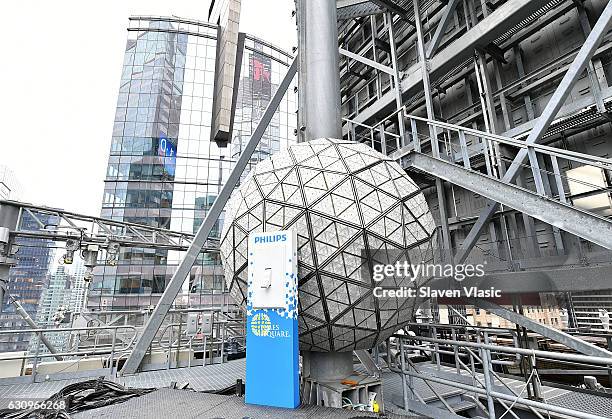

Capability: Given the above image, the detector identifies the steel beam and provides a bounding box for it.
[426,0,460,59]
[354,349,381,377]
[455,2,612,263]
[576,1,610,116]
[387,12,406,146]
[337,0,371,7]
[120,58,297,375]
[473,298,612,359]
[0,278,5,313]
[0,283,63,361]
[339,47,396,76]
[413,0,452,263]
[429,264,612,293]
[404,152,612,249]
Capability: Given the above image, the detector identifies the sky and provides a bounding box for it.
[0,0,296,216]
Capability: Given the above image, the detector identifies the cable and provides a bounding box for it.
[0,378,155,419]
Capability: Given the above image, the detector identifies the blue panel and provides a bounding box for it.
[245,230,299,409]
[246,309,299,408]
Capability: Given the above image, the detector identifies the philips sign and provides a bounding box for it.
[254,233,287,244]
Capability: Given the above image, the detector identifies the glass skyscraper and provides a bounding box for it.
[91,16,296,310]
[0,212,57,352]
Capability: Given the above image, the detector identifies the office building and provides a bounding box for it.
[91,15,296,311]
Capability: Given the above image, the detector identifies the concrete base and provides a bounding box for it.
[302,351,353,382]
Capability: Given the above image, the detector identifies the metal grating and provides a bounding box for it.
[547,391,612,418]
[0,359,246,407]
[74,388,418,419]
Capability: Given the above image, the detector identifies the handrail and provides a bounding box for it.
[389,332,611,419]
[407,113,612,170]
[392,333,612,366]
[0,325,138,362]
[344,108,612,170]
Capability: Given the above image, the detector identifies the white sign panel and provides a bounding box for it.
[248,230,297,309]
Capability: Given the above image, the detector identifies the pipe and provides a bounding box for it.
[297,0,342,141]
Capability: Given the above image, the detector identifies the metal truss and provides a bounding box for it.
[426,0,460,59]
[370,0,415,26]
[346,111,612,250]
[343,0,550,132]
[0,200,209,253]
[454,1,612,263]
[336,0,385,20]
[390,329,612,419]
[339,47,397,76]
[0,200,217,355]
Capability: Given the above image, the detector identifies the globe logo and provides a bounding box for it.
[251,313,271,337]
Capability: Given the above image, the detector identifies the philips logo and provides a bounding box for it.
[254,234,287,244]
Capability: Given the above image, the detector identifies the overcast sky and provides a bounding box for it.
[0,0,296,216]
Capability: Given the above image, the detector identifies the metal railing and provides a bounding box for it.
[345,107,612,220]
[0,307,246,383]
[0,325,137,382]
[387,325,612,419]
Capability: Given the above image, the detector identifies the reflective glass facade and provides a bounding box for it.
[91,17,296,310]
[0,212,57,352]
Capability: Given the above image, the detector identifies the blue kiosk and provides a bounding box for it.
[245,230,300,408]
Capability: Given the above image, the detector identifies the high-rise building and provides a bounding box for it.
[0,165,22,201]
[29,261,87,354]
[0,211,57,352]
[91,15,296,311]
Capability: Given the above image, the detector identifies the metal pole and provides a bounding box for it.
[456,1,612,262]
[478,334,496,419]
[297,0,342,142]
[386,12,406,147]
[396,365,606,419]
[31,332,41,384]
[413,0,453,262]
[299,0,356,383]
[121,58,297,375]
[0,277,5,313]
[400,338,409,410]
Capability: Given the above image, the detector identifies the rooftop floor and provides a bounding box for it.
[1,359,611,418]
[73,389,414,419]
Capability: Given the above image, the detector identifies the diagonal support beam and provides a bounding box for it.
[473,298,612,359]
[455,2,612,263]
[339,47,396,76]
[354,349,381,377]
[0,282,63,361]
[426,0,460,59]
[405,152,612,249]
[120,58,297,375]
